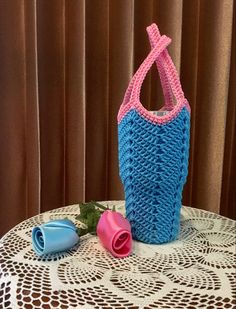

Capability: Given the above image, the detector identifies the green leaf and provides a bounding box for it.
[78,228,89,237]
[90,201,109,211]
[75,201,107,237]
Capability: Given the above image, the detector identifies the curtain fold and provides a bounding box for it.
[37,0,67,212]
[0,0,235,236]
[24,0,41,218]
[65,0,86,205]
[220,3,236,219]
[182,0,234,214]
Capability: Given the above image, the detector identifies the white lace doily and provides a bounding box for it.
[0,201,235,308]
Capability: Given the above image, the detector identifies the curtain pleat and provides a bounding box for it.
[188,0,233,214]
[65,0,86,205]
[24,0,41,217]
[107,0,134,199]
[151,0,183,111]
[154,0,183,69]
[133,0,154,110]
[0,0,235,236]
[0,0,40,234]
[85,0,110,201]
[37,0,67,212]
[220,3,236,219]
[181,0,201,208]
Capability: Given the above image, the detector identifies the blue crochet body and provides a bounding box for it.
[118,107,190,244]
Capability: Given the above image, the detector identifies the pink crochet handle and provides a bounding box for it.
[147,24,174,109]
[129,35,171,104]
[121,23,187,111]
[147,24,186,106]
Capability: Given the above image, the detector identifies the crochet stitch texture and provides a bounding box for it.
[118,108,190,243]
[118,23,190,244]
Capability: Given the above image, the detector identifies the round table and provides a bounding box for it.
[0,201,235,309]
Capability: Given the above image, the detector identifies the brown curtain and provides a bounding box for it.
[0,0,235,237]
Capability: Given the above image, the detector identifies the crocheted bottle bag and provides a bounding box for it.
[118,23,191,244]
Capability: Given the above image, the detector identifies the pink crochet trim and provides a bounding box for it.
[117,99,190,125]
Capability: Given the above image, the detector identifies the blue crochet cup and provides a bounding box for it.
[118,24,190,244]
[32,219,79,256]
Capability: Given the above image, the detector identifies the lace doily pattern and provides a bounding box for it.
[0,201,235,308]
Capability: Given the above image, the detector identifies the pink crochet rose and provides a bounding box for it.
[96,210,132,258]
